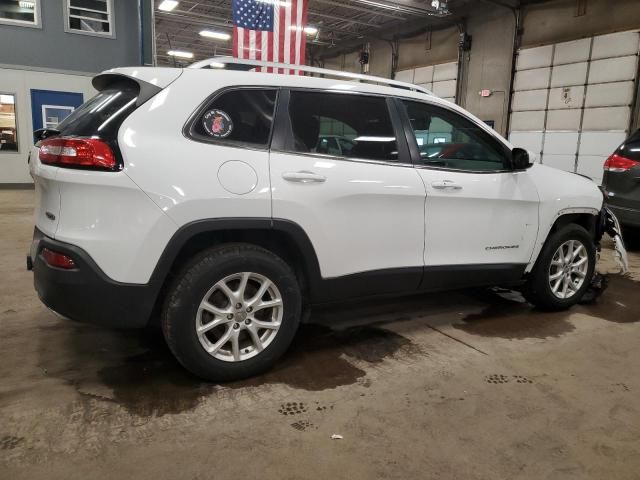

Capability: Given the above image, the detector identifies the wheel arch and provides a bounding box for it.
[526,208,600,273]
[146,218,322,324]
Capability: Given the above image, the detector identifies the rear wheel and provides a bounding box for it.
[524,224,596,310]
[162,244,302,381]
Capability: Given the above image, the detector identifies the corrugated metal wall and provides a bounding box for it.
[509,30,640,184]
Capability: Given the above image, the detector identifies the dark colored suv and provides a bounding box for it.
[603,130,640,231]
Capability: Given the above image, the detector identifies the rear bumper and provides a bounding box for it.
[606,203,640,228]
[31,228,155,328]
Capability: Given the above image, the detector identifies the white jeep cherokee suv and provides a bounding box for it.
[29,58,620,381]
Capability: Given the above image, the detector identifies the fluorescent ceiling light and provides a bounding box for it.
[0,95,15,104]
[210,62,226,68]
[158,0,179,12]
[167,50,193,59]
[199,30,231,40]
[256,0,291,6]
[19,1,35,8]
[291,25,318,35]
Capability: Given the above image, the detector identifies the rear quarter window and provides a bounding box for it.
[186,89,278,149]
[618,129,640,161]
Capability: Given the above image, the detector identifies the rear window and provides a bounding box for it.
[619,129,640,161]
[55,81,140,140]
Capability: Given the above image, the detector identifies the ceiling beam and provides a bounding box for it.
[313,0,407,19]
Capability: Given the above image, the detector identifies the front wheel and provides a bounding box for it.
[523,224,596,311]
[161,244,302,381]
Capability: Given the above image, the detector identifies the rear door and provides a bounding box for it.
[269,89,426,298]
[396,99,540,287]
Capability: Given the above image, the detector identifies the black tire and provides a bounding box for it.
[161,243,302,381]
[523,224,596,311]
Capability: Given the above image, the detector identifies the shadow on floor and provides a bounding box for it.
[36,275,638,417]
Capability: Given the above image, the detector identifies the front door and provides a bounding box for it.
[30,89,84,138]
[397,99,539,286]
[269,90,427,299]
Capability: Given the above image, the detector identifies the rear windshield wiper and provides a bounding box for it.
[34,128,60,142]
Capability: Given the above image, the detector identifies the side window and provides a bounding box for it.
[0,94,18,152]
[0,0,41,28]
[190,89,277,148]
[401,100,508,172]
[287,91,399,162]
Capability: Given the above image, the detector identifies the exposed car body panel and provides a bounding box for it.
[525,164,604,271]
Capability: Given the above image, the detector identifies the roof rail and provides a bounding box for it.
[188,56,433,96]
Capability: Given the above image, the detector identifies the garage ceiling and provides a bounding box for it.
[154,0,478,66]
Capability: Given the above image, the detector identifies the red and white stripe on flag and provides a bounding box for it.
[232,0,308,74]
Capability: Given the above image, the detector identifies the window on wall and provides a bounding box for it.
[66,0,114,36]
[0,94,19,153]
[0,0,41,28]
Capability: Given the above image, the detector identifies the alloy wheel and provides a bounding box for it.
[195,272,283,362]
[548,240,590,300]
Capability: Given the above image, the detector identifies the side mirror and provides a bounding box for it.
[511,147,533,170]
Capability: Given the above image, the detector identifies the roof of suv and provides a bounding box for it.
[106,65,449,108]
[103,61,507,149]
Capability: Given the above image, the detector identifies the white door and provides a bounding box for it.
[395,61,459,104]
[398,99,540,267]
[509,31,640,184]
[270,90,426,285]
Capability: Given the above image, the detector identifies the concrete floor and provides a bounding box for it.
[1,188,639,480]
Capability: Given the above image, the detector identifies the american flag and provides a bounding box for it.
[232,0,308,73]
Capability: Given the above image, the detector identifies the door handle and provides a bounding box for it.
[282,171,326,183]
[431,180,462,190]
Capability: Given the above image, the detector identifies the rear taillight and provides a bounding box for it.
[604,153,640,173]
[41,248,76,269]
[38,137,117,171]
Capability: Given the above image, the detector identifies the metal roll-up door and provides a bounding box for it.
[395,60,458,103]
[509,31,640,184]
